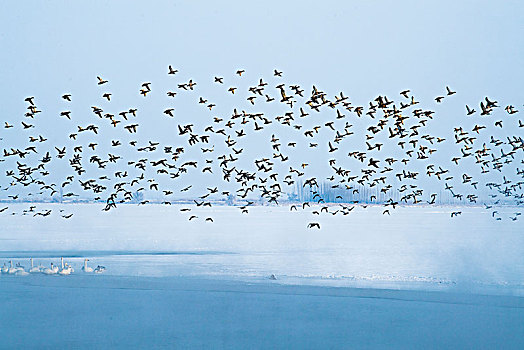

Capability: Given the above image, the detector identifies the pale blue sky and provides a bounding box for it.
[1,1,521,95]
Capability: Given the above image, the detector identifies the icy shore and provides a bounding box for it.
[1,204,523,293]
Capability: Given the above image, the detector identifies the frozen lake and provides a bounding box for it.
[1,203,523,294]
[2,204,524,348]
[1,274,523,349]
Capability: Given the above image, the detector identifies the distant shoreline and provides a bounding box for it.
[0,200,518,208]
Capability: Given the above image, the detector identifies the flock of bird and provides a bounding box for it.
[1,258,105,276]
[0,67,523,228]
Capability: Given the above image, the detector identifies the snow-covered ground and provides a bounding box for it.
[1,204,524,348]
[1,203,523,293]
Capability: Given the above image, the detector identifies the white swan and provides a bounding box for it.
[7,261,18,274]
[94,265,106,274]
[29,258,41,273]
[15,268,29,276]
[59,264,72,275]
[58,258,73,275]
[6,261,28,276]
[42,262,58,275]
[82,259,93,273]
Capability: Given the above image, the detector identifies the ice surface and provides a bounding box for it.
[1,203,523,294]
[1,275,523,349]
[2,204,524,348]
